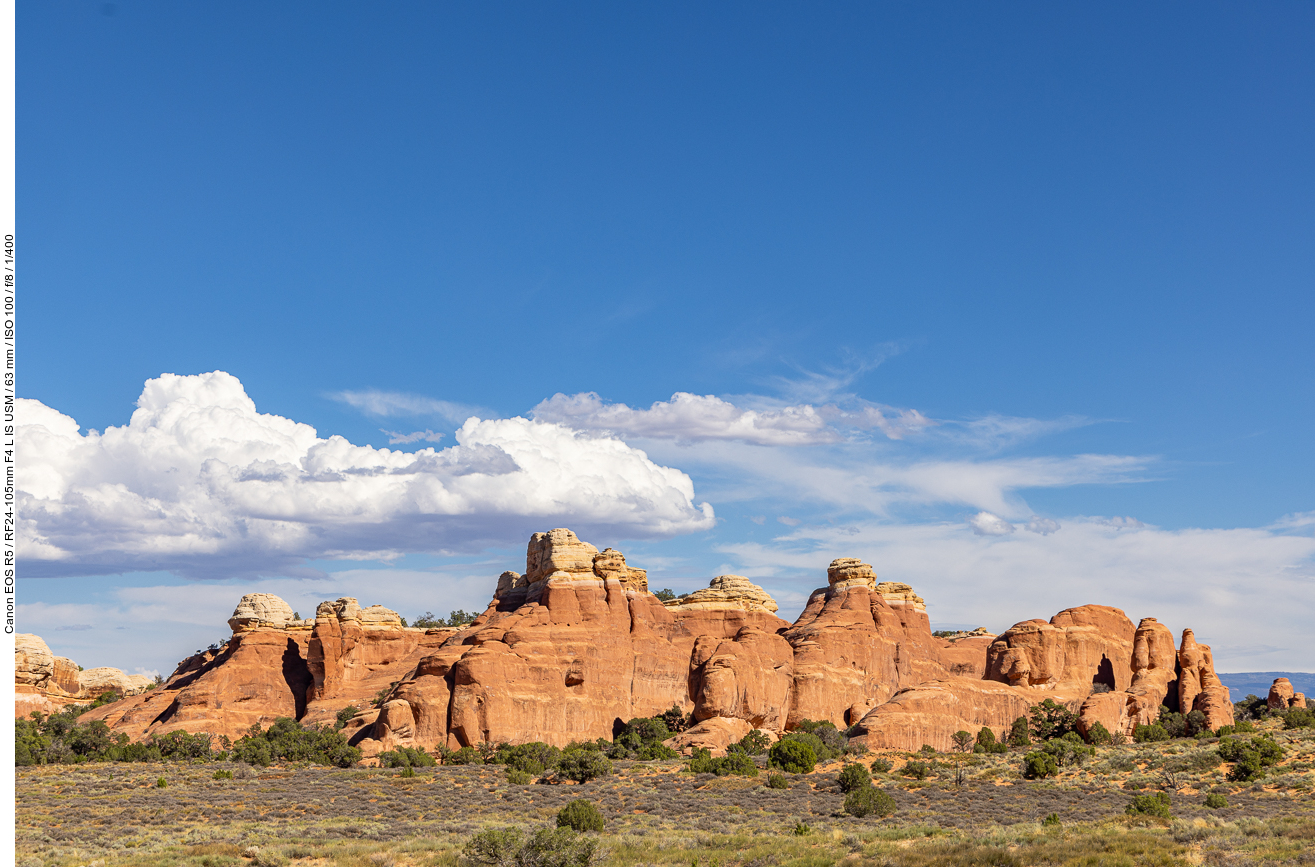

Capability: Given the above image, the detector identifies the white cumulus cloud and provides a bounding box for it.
[18,371,715,578]
[968,511,1016,536]
[1025,516,1061,535]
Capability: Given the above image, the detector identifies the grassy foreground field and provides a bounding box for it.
[17,720,1315,867]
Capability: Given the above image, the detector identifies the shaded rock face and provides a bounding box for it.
[76,529,1235,753]
[14,633,156,718]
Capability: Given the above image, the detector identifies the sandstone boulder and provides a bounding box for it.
[15,634,56,688]
[664,716,758,756]
[229,593,296,632]
[665,575,779,612]
[1269,678,1299,710]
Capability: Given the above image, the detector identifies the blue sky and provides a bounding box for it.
[17,2,1315,676]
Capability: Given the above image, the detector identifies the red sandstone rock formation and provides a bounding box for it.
[69,527,1236,754]
[1268,677,1307,711]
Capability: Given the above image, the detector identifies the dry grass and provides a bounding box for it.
[17,719,1315,867]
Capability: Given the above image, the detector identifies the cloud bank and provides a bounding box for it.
[18,372,714,578]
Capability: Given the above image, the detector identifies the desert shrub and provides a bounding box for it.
[1283,708,1315,729]
[1204,793,1229,809]
[251,850,289,867]
[1126,791,1172,819]
[951,730,975,752]
[765,772,789,789]
[1218,735,1284,782]
[973,727,1008,754]
[1215,724,1235,737]
[398,765,417,778]
[334,705,359,730]
[231,718,360,768]
[1233,694,1268,721]
[869,757,892,773]
[659,705,690,734]
[687,747,757,777]
[1085,722,1113,746]
[156,776,168,787]
[1234,720,1254,732]
[779,728,843,762]
[838,762,871,793]
[378,746,436,768]
[791,822,813,836]
[843,784,896,818]
[735,729,771,755]
[1042,812,1061,827]
[902,760,930,780]
[1134,723,1170,743]
[495,742,562,775]
[213,769,233,780]
[556,749,612,782]
[447,746,485,765]
[507,768,532,785]
[517,827,600,867]
[653,588,676,601]
[919,744,936,754]
[1007,716,1031,747]
[464,828,526,867]
[1029,699,1078,741]
[557,799,605,832]
[769,738,817,774]
[1042,732,1095,767]
[1022,751,1058,779]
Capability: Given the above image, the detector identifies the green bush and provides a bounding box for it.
[951,730,975,752]
[231,718,361,768]
[792,822,812,836]
[518,827,601,867]
[398,765,416,778]
[334,705,359,730]
[1283,708,1315,729]
[212,769,233,780]
[769,738,817,774]
[765,772,789,789]
[973,727,1008,754]
[1029,699,1078,741]
[1204,793,1229,809]
[1218,735,1284,782]
[687,747,757,777]
[1126,791,1172,819]
[660,705,690,734]
[735,729,771,755]
[506,768,532,785]
[901,760,930,780]
[378,746,436,768]
[557,799,605,832]
[556,749,612,783]
[495,742,561,775]
[1007,716,1031,747]
[1133,723,1170,743]
[1041,732,1095,767]
[156,776,168,788]
[447,746,484,765]
[1042,812,1061,827]
[843,784,896,818]
[464,828,526,867]
[1085,722,1113,746]
[837,762,871,793]
[1022,751,1058,779]
[869,757,892,774]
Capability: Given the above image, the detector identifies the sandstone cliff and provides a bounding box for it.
[15,634,155,718]
[68,527,1235,754]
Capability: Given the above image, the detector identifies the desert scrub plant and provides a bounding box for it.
[379,746,436,768]
[555,749,612,783]
[1218,735,1284,781]
[446,746,484,765]
[557,799,605,832]
[837,762,871,793]
[901,760,930,780]
[733,729,771,755]
[1085,722,1113,746]
[464,828,525,867]
[1133,723,1170,743]
[1126,791,1172,819]
[973,726,1008,754]
[768,739,816,774]
[1029,699,1079,741]
[1042,812,1061,827]
[230,717,361,767]
[495,741,562,776]
[506,768,533,785]
[843,784,896,818]
[764,772,789,789]
[869,757,893,773]
[791,821,813,836]
[687,748,758,777]
[1008,716,1030,747]
[212,769,233,780]
[1021,751,1059,780]
[156,775,168,787]
[1204,793,1229,808]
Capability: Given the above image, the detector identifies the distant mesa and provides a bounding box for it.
[23,528,1237,757]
